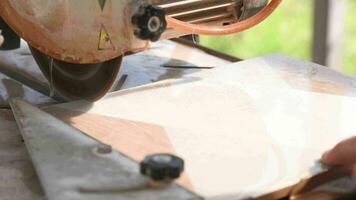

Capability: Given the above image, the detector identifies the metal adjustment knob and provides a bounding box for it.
[140,153,184,181]
[131,5,167,42]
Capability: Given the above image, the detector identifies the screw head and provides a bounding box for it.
[95,144,112,155]
[140,153,184,181]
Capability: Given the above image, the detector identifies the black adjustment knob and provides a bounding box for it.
[131,5,167,42]
[140,153,184,181]
[0,17,20,50]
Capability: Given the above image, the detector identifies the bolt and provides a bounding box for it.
[147,16,161,32]
[95,144,112,155]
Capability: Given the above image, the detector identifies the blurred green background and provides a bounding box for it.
[200,0,356,75]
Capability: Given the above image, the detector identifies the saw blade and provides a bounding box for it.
[29,45,122,101]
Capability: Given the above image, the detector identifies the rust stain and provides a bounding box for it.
[18,0,35,16]
[41,3,67,32]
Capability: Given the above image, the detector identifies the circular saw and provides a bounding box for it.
[0,0,281,101]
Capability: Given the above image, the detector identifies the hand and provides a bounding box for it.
[291,136,356,200]
[321,136,356,171]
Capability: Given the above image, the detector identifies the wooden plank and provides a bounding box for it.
[313,0,346,69]
[43,54,356,199]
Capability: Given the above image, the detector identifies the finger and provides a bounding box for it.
[0,31,3,46]
[291,191,341,200]
[321,136,356,166]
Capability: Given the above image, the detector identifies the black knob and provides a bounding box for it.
[0,17,20,50]
[140,153,184,181]
[131,5,167,42]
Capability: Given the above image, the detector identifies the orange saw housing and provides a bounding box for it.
[0,0,281,100]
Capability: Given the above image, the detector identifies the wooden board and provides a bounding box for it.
[43,54,356,199]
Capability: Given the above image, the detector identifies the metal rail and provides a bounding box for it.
[152,0,243,25]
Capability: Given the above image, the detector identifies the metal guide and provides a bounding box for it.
[9,99,199,200]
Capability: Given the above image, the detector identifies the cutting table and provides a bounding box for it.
[1,39,356,200]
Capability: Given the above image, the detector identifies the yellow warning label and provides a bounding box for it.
[98,24,115,50]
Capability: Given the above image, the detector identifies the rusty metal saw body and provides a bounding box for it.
[0,0,279,100]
